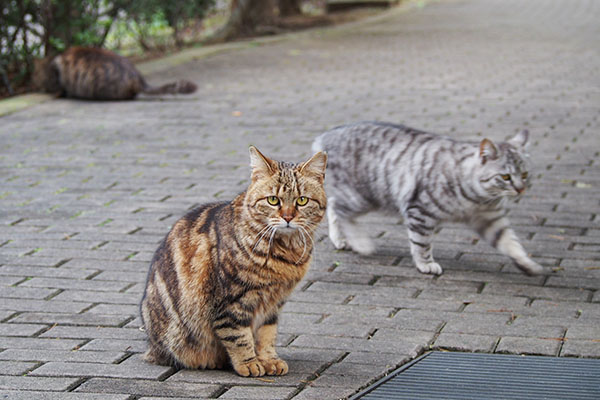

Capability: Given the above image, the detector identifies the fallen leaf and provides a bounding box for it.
[255,377,275,383]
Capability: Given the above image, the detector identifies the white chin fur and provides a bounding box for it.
[276,225,298,234]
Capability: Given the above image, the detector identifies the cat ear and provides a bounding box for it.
[249,146,276,181]
[479,139,498,165]
[508,130,529,148]
[299,151,327,183]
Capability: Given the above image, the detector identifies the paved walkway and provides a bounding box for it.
[1,0,599,398]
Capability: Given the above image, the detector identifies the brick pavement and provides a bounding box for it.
[1,0,599,398]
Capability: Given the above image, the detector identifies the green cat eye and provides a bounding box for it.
[501,174,511,181]
[521,171,528,180]
[296,196,308,206]
[267,196,280,206]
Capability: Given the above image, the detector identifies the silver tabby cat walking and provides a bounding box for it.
[312,121,544,276]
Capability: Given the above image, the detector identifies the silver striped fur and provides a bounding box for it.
[312,121,543,275]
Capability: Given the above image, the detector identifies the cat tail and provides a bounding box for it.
[311,134,325,154]
[142,80,197,95]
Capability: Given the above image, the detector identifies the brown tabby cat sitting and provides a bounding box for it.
[140,146,327,377]
[33,46,197,100]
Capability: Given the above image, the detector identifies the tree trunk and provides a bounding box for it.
[205,0,278,43]
[279,0,302,17]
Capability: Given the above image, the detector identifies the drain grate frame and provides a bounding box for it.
[351,351,600,400]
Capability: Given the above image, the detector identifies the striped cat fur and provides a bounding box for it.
[312,121,543,276]
[140,147,327,376]
[34,47,197,100]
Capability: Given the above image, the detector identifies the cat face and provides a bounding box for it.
[477,131,531,198]
[245,147,327,237]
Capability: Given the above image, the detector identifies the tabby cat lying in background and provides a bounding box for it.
[141,146,327,377]
[33,47,197,100]
[313,121,543,276]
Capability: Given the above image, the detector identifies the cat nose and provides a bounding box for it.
[515,186,525,194]
[281,208,294,222]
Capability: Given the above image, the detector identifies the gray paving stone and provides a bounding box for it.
[166,367,309,387]
[219,386,298,399]
[20,277,130,292]
[75,377,220,398]
[79,339,147,353]
[417,290,530,308]
[348,294,464,311]
[0,311,16,322]
[0,349,125,363]
[482,283,592,301]
[0,337,83,350]
[565,325,600,340]
[292,386,358,400]
[137,397,206,400]
[495,336,562,356]
[290,333,428,356]
[51,290,141,304]
[433,333,498,353]
[40,326,145,340]
[0,287,58,300]
[279,320,371,338]
[9,312,129,327]
[560,339,600,358]
[85,303,139,315]
[276,348,345,363]
[374,276,483,293]
[0,391,129,399]
[0,376,79,391]
[0,265,98,279]
[0,323,47,337]
[0,360,38,375]
[29,360,172,380]
[0,276,26,287]
[0,298,92,314]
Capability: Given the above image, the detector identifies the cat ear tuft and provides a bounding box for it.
[249,146,275,180]
[479,139,498,165]
[508,130,529,148]
[299,151,327,183]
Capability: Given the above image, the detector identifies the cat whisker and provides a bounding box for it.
[252,224,275,254]
[267,226,278,258]
[298,225,315,249]
[251,225,271,251]
[295,228,308,265]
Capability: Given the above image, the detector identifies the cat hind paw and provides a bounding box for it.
[349,238,375,255]
[514,260,544,276]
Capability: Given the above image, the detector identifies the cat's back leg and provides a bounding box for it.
[141,263,228,369]
[402,206,443,275]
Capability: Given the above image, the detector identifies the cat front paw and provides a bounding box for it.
[348,238,375,255]
[233,359,266,377]
[329,232,348,250]
[259,357,289,376]
[415,261,443,275]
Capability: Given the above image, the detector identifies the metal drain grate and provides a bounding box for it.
[352,352,600,400]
